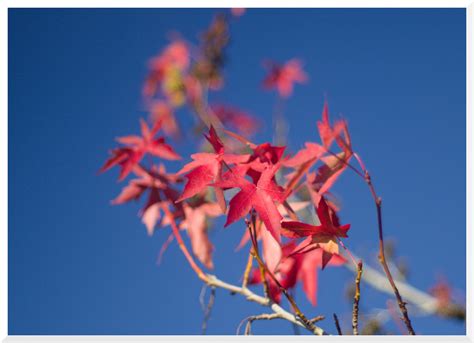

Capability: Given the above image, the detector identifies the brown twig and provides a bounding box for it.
[364,171,415,335]
[333,313,343,335]
[247,217,270,298]
[321,148,416,335]
[241,250,254,289]
[344,251,465,320]
[386,299,407,334]
[310,315,325,323]
[256,250,270,298]
[352,260,363,335]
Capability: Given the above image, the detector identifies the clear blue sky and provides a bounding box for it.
[9,8,466,335]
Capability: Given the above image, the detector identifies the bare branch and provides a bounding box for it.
[201,286,216,334]
[333,313,342,335]
[237,313,283,335]
[206,274,326,335]
[352,261,363,335]
[364,171,415,334]
[343,253,466,321]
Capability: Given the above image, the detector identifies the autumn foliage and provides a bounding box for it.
[99,9,464,335]
[99,8,373,329]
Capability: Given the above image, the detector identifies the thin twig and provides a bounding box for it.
[256,251,270,298]
[290,290,300,335]
[162,202,326,335]
[320,147,417,335]
[333,313,342,335]
[199,284,208,312]
[205,274,326,335]
[364,171,415,335]
[310,315,325,323]
[386,300,407,334]
[246,216,320,334]
[352,260,363,335]
[283,157,318,199]
[162,202,208,282]
[237,313,283,335]
[343,251,466,321]
[242,251,254,289]
[201,286,216,334]
[247,217,270,297]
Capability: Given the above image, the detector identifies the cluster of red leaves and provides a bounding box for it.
[141,13,258,140]
[101,10,358,307]
[101,97,354,306]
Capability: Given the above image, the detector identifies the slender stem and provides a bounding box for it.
[242,251,254,289]
[237,313,283,335]
[158,208,326,334]
[316,146,417,335]
[323,147,365,179]
[310,315,325,323]
[283,157,318,199]
[333,313,342,335]
[290,290,301,335]
[247,218,270,298]
[336,237,358,268]
[364,172,415,335]
[386,300,408,334]
[256,250,270,298]
[162,202,208,282]
[246,218,319,333]
[352,261,363,335]
[281,200,299,221]
[201,286,216,334]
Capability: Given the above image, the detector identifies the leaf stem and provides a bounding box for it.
[162,202,208,282]
[242,250,254,289]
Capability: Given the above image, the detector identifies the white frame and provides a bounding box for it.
[1,1,472,342]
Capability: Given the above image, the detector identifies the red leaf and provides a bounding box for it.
[181,202,222,269]
[100,119,180,180]
[282,197,350,239]
[283,142,325,168]
[263,59,308,98]
[149,101,179,137]
[214,163,285,243]
[176,127,250,212]
[250,240,346,306]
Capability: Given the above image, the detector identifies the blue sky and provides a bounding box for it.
[9,8,466,335]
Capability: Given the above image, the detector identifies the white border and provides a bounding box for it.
[466,1,473,341]
[0,0,473,8]
[1,1,472,342]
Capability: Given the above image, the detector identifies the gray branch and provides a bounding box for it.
[205,274,326,335]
